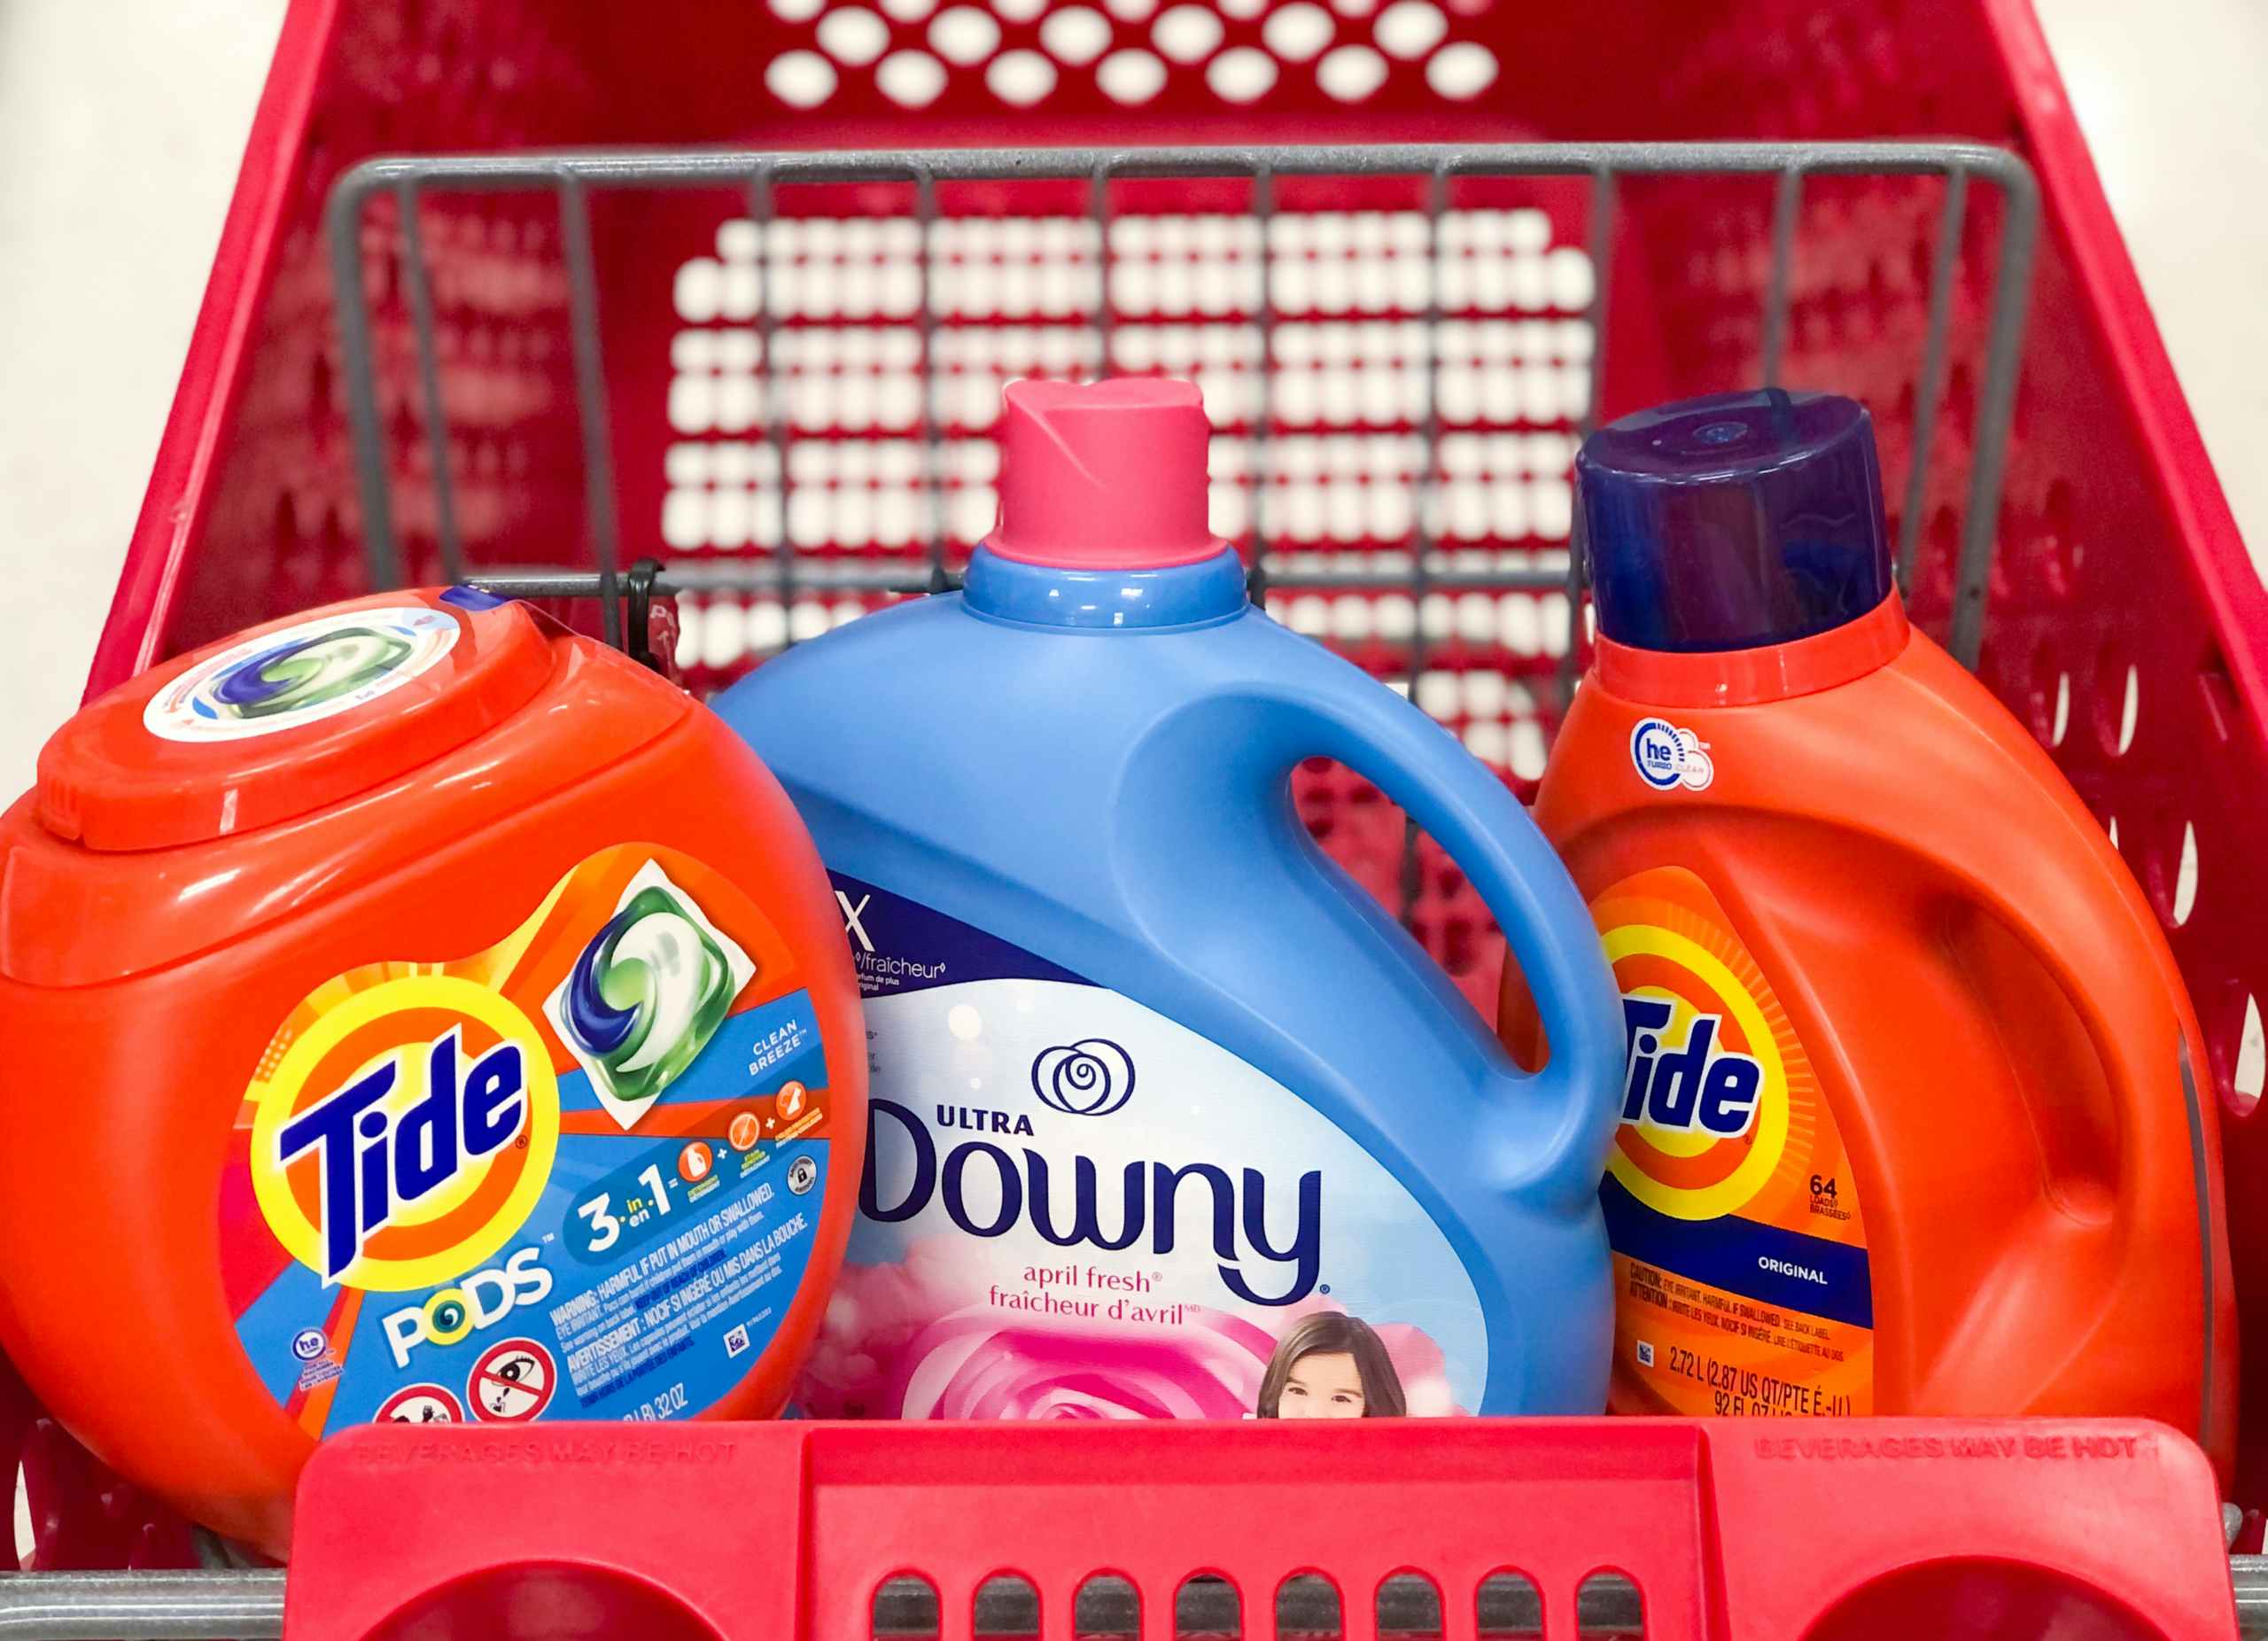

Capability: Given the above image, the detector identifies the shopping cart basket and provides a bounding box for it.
[13,0,2265,1631]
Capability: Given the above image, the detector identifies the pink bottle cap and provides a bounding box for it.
[987,377,1229,570]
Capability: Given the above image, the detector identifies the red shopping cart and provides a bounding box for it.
[7,0,2263,1632]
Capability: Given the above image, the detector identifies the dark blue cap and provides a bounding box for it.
[1579,388,1891,653]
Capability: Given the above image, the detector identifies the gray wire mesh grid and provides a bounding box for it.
[324,140,2035,665]
[310,141,2043,954]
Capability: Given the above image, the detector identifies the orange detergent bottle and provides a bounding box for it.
[1502,391,2236,1480]
[0,588,865,1554]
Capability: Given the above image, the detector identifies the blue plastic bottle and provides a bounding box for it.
[714,378,1622,1421]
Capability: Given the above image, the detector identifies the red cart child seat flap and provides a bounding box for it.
[284,1417,2237,1641]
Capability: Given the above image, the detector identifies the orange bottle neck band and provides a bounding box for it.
[1593,592,1911,709]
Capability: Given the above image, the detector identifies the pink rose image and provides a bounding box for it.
[795,1239,981,1419]
[894,1303,1275,1419]
[793,1240,1469,1419]
[1335,1306,1463,1418]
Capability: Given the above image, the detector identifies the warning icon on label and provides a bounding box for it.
[469,1338,557,1423]
[377,1383,465,1425]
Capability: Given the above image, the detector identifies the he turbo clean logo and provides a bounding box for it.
[248,976,562,1290]
[1602,921,1790,1223]
[1628,717,1714,792]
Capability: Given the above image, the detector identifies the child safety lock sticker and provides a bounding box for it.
[1593,866,1872,1417]
[221,844,833,1434]
[145,606,461,743]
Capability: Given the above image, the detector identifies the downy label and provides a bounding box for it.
[804,873,1486,1420]
[1594,867,1874,1416]
[224,844,833,1432]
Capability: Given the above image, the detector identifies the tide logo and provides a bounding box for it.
[249,976,561,1291]
[1603,922,1790,1223]
[1620,998,1762,1137]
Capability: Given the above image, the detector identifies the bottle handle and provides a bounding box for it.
[1941,811,2218,1291]
[1922,803,2226,1460]
[1799,635,2225,1451]
[1278,679,1626,1206]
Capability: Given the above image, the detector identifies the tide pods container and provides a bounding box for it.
[0,588,864,1555]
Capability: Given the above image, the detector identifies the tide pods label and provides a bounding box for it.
[222,844,833,1435]
[1594,867,1874,1417]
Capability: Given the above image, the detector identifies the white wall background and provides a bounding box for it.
[0,0,2261,796]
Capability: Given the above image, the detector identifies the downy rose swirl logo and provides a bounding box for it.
[545,860,756,1131]
[1030,1038,1135,1116]
[144,606,461,742]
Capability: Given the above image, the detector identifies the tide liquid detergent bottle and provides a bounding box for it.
[714,377,1625,1423]
[0,588,865,1553]
[1502,388,2237,1477]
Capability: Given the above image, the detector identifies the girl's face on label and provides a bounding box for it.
[1278,1349,1367,1419]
